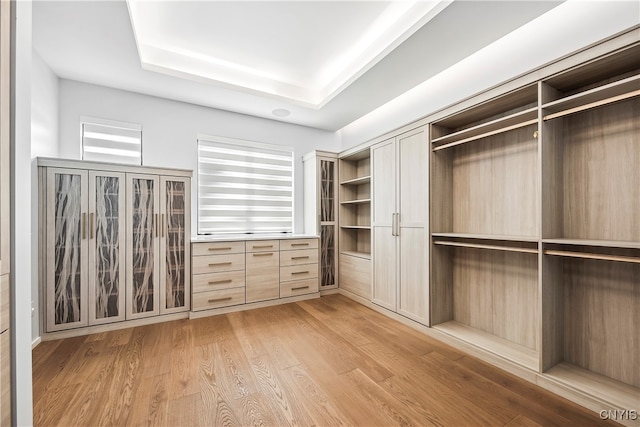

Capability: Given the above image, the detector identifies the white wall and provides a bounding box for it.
[58,79,341,234]
[12,1,34,425]
[30,50,59,343]
[339,1,640,149]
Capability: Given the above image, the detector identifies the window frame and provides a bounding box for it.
[196,134,295,235]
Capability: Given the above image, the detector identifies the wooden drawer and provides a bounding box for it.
[340,255,371,299]
[1,331,10,426]
[192,287,246,311]
[192,253,245,275]
[280,238,318,251]
[246,251,279,303]
[192,270,245,293]
[0,275,8,334]
[192,241,245,256]
[246,240,279,253]
[280,278,319,298]
[280,264,318,282]
[280,248,318,267]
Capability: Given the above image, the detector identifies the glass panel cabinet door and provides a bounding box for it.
[46,168,88,331]
[88,171,126,325]
[126,174,160,319]
[160,176,191,313]
[319,159,337,288]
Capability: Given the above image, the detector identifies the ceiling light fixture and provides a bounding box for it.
[272,109,291,118]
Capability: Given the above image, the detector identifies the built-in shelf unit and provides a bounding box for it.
[338,148,372,299]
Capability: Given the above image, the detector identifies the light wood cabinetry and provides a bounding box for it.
[303,151,338,289]
[371,127,429,325]
[191,241,246,311]
[427,41,640,414]
[338,149,372,298]
[537,43,640,413]
[246,240,279,303]
[191,237,319,315]
[38,159,191,335]
[0,1,10,422]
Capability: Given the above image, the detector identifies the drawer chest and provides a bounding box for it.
[191,237,320,314]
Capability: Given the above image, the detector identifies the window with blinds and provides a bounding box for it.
[198,136,294,235]
[82,119,142,165]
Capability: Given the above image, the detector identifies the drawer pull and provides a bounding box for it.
[208,279,232,285]
[291,271,309,275]
[253,244,273,249]
[208,297,232,303]
[209,262,232,267]
[253,253,274,257]
[291,243,309,247]
[208,247,232,251]
[291,256,309,260]
[292,286,310,291]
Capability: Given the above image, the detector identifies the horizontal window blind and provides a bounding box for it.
[198,137,293,235]
[82,121,142,165]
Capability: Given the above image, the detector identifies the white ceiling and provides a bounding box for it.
[33,1,563,131]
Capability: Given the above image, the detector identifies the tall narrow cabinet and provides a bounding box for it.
[39,159,191,336]
[371,126,429,325]
[0,0,11,423]
[303,151,338,289]
[338,149,371,299]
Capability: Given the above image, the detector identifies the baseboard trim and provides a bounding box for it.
[31,336,41,349]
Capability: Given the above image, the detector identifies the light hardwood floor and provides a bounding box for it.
[33,294,612,426]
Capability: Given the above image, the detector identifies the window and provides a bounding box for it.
[198,136,293,235]
[81,117,142,165]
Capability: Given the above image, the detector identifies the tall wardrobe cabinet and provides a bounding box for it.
[39,159,191,336]
[371,126,429,325]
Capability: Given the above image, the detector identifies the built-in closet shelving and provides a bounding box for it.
[539,43,640,412]
[430,84,541,371]
[428,40,640,414]
[338,149,372,299]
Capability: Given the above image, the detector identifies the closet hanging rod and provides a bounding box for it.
[433,240,537,254]
[544,249,640,264]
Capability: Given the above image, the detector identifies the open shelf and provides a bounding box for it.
[435,321,538,371]
[432,232,538,243]
[340,175,371,186]
[542,74,640,121]
[340,198,371,205]
[433,239,538,255]
[432,107,538,151]
[545,363,640,411]
[339,250,371,260]
[542,238,640,249]
[340,225,370,230]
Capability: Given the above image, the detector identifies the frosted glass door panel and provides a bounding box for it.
[160,177,190,313]
[89,172,126,325]
[126,174,159,319]
[46,168,88,331]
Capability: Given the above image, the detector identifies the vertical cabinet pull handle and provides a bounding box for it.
[82,212,86,239]
[90,213,94,239]
[161,214,165,238]
[155,213,158,237]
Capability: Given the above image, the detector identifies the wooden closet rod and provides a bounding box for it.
[544,249,640,264]
[543,90,640,121]
[433,240,538,254]
[432,119,538,152]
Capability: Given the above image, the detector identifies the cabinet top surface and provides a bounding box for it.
[192,234,318,243]
[37,157,193,177]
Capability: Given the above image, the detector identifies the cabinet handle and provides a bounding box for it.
[161,214,165,238]
[155,213,158,237]
[253,244,273,249]
[208,279,232,285]
[208,247,232,251]
[209,262,232,267]
[253,253,273,257]
[391,213,396,236]
[291,243,309,247]
[291,271,309,275]
[291,256,309,260]
[208,297,232,303]
[291,286,309,291]
[89,213,94,239]
[82,213,87,239]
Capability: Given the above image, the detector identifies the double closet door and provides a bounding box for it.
[371,126,429,325]
[44,166,190,332]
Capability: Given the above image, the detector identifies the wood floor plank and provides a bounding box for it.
[33,294,612,426]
